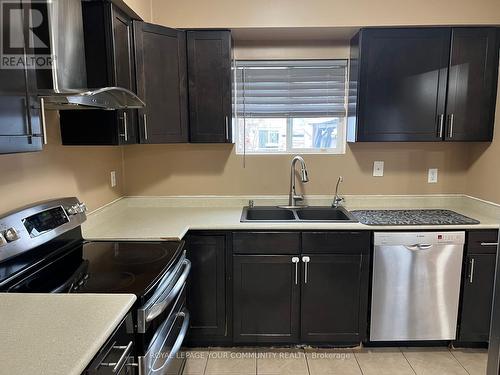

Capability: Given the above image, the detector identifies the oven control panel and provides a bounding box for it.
[0,197,87,262]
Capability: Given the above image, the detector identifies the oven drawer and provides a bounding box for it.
[139,286,189,375]
[138,252,191,333]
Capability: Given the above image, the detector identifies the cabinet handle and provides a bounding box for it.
[469,258,475,284]
[292,257,299,285]
[481,242,499,247]
[123,112,128,142]
[225,115,229,140]
[39,97,47,145]
[302,256,310,284]
[143,113,148,141]
[437,114,444,138]
[99,341,133,373]
[448,114,454,138]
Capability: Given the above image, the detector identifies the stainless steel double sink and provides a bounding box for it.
[240,206,358,222]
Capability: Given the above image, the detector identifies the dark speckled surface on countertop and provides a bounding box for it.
[350,209,480,226]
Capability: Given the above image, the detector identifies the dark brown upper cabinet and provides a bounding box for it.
[187,30,233,143]
[348,27,499,142]
[0,1,43,154]
[59,1,138,145]
[348,28,451,142]
[445,28,499,141]
[134,22,189,143]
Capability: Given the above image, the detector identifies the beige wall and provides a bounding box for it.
[123,142,471,196]
[467,68,500,204]
[234,40,349,60]
[0,112,124,214]
[124,0,152,22]
[151,0,500,28]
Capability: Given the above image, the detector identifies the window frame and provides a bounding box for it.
[233,59,348,156]
[234,117,346,156]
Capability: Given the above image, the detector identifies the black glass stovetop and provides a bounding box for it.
[0,232,183,304]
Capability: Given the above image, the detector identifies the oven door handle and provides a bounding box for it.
[150,308,190,375]
[145,259,191,323]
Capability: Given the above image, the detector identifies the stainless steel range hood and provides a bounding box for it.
[41,87,145,110]
[38,0,144,110]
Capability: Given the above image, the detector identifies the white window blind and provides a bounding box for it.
[233,60,348,154]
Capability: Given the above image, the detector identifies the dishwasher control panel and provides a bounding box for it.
[374,231,466,246]
[438,233,466,243]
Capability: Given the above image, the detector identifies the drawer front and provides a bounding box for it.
[467,230,499,254]
[233,232,300,254]
[302,232,370,254]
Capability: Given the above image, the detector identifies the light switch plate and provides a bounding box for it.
[428,168,438,183]
[110,171,117,188]
[373,161,384,177]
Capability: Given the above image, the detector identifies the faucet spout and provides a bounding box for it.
[279,155,310,209]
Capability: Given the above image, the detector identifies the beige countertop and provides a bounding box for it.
[82,195,500,241]
[0,293,136,375]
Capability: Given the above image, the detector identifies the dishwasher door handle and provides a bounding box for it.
[405,244,433,251]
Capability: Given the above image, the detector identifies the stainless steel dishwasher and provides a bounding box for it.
[370,232,465,341]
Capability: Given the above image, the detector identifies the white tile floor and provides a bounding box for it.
[179,347,488,375]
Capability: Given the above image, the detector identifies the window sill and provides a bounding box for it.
[235,151,346,156]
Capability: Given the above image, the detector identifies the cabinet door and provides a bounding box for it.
[445,28,499,141]
[233,255,300,344]
[187,30,232,143]
[0,1,42,154]
[111,4,137,145]
[356,28,450,141]
[185,234,228,342]
[301,254,366,343]
[459,254,496,342]
[134,22,189,143]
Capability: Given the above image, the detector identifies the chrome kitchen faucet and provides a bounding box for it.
[279,155,309,209]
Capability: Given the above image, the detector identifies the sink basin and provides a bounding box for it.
[241,206,358,222]
[295,207,355,221]
[242,207,296,221]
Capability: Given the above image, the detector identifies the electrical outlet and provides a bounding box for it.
[428,168,438,183]
[110,171,117,188]
[373,161,384,177]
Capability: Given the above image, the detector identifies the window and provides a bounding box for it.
[233,60,348,154]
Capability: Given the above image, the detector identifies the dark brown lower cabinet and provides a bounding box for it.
[459,254,496,342]
[233,231,370,345]
[301,254,367,343]
[458,230,499,343]
[185,233,230,345]
[233,255,300,344]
